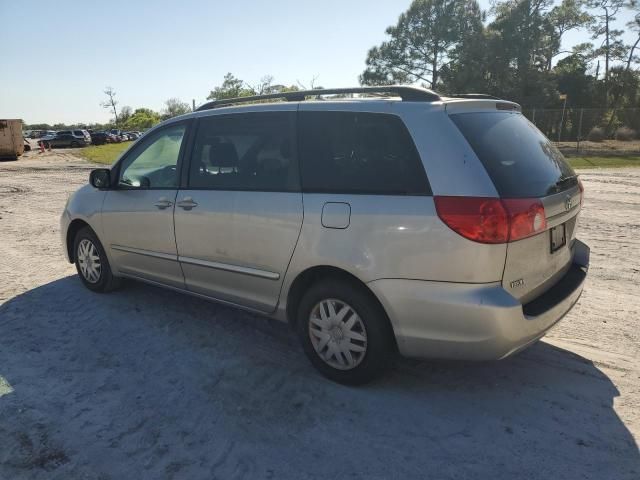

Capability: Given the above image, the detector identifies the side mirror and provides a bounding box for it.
[90,169,111,189]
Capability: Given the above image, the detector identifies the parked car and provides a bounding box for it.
[90,131,109,146]
[72,129,92,144]
[109,129,128,142]
[61,86,590,385]
[41,131,88,148]
[52,129,91,143]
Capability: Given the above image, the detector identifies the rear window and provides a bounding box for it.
[299,111,430,195]
[450,112,577,198]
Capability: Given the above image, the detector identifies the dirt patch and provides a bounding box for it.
[0,153,638,479]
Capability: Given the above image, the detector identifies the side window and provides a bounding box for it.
[118,123,186,189]
[299,111,430,195]
[188,112,298,191]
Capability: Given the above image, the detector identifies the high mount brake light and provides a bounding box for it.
[434,196,547,244]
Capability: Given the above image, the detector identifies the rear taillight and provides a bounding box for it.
[434,197,508,243]
[502,198,547,241]
[434,196,547,244]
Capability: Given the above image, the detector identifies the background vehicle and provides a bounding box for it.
[0,119,25,160]
[90,131,109,145]
[42,131,88,148]
[61,86,589,385]
[72,129,92,144]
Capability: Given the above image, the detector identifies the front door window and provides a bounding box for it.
[118,124,186,188]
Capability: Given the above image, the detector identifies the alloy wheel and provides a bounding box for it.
[77,238,102,284]
[308,298,368,370]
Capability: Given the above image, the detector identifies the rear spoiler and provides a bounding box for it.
[444,98,521,114]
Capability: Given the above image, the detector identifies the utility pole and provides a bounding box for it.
[558,94,567,143]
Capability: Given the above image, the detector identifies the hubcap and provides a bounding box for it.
[308,299,367,370]
[77,239,102,284]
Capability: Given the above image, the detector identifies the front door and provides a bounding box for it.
[101,122,189,288]
[174,110,303,312]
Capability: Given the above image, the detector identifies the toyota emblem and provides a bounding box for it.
[564,195,573,211]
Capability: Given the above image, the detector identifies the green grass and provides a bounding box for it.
[567,156,640,169]
[79,142,130,165]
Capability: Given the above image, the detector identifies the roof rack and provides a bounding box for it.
[449,93,501,100]
[195,86,441,111]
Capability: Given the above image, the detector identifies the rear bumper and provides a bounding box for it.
[368,239,590,361]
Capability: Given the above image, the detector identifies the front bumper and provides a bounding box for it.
[60,208,71,262]
[368,239,590,361]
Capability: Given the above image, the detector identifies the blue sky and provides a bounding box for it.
[1,0,637,124]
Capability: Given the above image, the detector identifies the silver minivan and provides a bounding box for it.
[61,86,589,384]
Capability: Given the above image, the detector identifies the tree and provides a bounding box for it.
[438,0,488,93]
[604,1,640,131]
[360,0,478,88]
[250,75,275,95]
[584,0,626,91]
[207,73,255,100]
[624,0,640,72]
[487,0,554,103]
[162,98,191,119]
[545,0,593,71]
[123,108,161,130]
[101,87,119,126]
[119,106,132,125]
[553,47,598,106]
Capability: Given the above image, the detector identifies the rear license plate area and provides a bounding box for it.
[550,224,566,253]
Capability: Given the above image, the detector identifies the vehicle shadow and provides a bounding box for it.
[1,276,638,479]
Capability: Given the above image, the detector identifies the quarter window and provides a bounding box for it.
[118,123,186,188]
[188,112,298,191]
[298,111,430,195]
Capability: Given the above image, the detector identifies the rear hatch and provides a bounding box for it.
[448,103,582,304]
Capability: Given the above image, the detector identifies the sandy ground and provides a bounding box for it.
[0,150,639,479]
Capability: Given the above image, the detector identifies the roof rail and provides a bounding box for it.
[195,86,441,111]
[448,93,501,100]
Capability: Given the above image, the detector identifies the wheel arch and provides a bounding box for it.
[66,219,92,263]
[284,265,399,351]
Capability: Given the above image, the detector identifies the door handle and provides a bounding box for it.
[177,197,198,210]
[154,197,173,209]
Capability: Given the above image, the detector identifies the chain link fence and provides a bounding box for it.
[522,107,640,154]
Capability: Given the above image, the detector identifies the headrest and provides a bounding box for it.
[209,142,238,168]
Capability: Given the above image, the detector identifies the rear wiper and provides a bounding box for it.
[549,176,577,194]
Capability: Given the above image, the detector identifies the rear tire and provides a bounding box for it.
[73,227,120,293]
[296,279,394,385]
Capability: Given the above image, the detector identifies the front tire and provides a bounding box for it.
[73,227,120,292]
[296,279,394,385]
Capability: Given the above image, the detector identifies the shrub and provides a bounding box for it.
[587,127,605,142]
[614,126,636,141]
